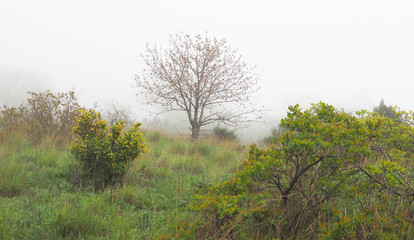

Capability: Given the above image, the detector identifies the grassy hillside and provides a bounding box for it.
[0,131,247,239]
[2,99,414,239]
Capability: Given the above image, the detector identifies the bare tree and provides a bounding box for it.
[102,101,134,127]
[135,32,259,140]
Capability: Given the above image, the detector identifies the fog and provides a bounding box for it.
[1,0,413,142]
[0,67,50,106]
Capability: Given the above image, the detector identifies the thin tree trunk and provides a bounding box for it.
[191,125,200,141]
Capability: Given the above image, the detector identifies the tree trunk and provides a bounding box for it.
[191,125,200,141]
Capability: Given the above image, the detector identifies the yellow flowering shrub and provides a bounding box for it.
[70,109,148,187]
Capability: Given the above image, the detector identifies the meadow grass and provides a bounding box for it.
[0,130,247,239]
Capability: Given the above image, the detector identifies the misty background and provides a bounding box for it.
[1,0,413,142]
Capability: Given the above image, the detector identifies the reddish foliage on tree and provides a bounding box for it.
[135,32,259,140]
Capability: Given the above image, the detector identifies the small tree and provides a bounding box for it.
[373,99,399,120]
[102,101,134,127]
[135,32,259,141]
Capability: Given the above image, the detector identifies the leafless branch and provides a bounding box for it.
[135,32,260,140]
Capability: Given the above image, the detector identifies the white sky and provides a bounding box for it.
[1,0,414,137]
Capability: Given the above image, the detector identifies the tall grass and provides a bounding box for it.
[0,130,246,239]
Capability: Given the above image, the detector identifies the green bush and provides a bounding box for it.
[212,126,237,141]
[70,109,148,187]
[190,103,414,239]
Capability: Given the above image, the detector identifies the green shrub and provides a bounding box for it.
[190,103,414,239]
[190,103,412,239]
[70,109,148,187]
[212,126,237,141]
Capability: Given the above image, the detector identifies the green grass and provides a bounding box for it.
[0,130,246,239]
